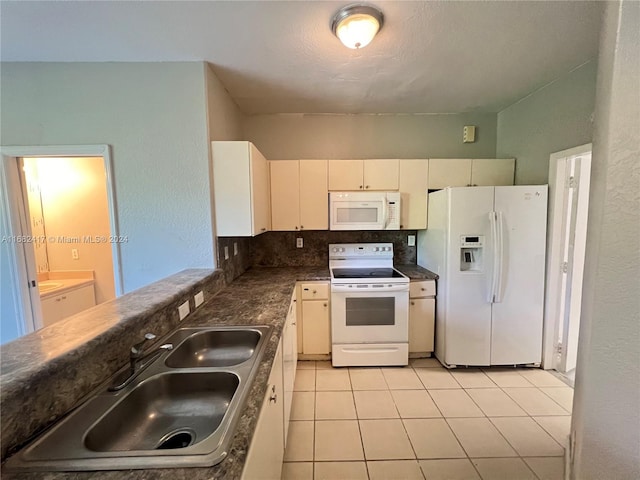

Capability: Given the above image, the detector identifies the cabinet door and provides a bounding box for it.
[283,294,297,445]
[302,300,331,354]
[328,160,363,190]
[428,159,472,189]
[41,296,65,327]
[270,161,300,231]
[364,159,399,190]
[399,159,429,229]
[250,143,271,235]
[242,341,284,480]
[212,141,253,236]
[471,159,515,186]
[409,298,435,353]
[299,160,328,230]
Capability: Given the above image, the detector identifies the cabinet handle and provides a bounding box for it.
[295,226,298,230]
[300,225,304,230]
[400,225,404,229]
[359,185,363,189]
[292,322,296,326]
[61,296,66,300]
[323,303,327,307]
[269,393,278,403]
[411,301,415,306]
[421,287,425,291]
[365,185,370,189]
[312,290,317,294]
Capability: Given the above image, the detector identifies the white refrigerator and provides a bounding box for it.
[418,186,548,367]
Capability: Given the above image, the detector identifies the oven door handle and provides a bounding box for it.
[331,284,410,293]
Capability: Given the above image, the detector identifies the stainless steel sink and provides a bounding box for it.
[166,329,261,368]
[5,325,272,472]
[85,372,239,452]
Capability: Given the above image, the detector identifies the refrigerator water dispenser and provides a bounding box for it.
[460,235,484,272]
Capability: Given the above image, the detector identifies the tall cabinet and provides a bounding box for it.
[212,141,271,236]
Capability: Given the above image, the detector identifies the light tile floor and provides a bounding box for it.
[283,359,572,480]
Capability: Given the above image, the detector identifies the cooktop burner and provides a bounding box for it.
[331,268,406,279]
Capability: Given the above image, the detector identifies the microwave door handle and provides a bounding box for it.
[381,196,389,229]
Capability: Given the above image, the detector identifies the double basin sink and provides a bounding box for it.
[5,325,273,472]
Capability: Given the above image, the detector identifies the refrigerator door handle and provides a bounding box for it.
[495,211,505,303]
[489,211,499,303]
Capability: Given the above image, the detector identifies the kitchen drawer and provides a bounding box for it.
[409,280,436,298]
[300,283,329,300]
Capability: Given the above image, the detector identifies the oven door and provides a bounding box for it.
[331,284,409,344]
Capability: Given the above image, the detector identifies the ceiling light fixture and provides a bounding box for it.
[331,4,384,49]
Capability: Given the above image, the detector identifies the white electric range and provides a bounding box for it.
[329,243,410,367]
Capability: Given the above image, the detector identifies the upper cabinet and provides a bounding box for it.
[212,141,271,236]
[270,160,328,231]
[328,159,399,191]
[428,158,515,189]
[398,159,429,230]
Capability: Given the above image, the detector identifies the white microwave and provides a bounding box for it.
[329,192,401,230]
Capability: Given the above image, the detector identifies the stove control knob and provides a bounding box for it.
[340,247,345,252]
[374,247,379,252]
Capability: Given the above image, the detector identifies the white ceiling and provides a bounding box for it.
[1,1,603,115]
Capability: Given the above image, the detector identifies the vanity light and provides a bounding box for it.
[331,4,384,49]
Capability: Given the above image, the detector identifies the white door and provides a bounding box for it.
[491,186,548,365]
[444,187,494,366]
[544,145,592,373]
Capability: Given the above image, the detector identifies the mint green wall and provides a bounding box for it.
[244,112,497,160]
[1,62,213,292]
[497,61,598,184]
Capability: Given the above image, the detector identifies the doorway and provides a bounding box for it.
[1,145,123,344]
[543,144,592,381]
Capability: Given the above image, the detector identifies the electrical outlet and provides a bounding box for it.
[408,235,416,247]
[178,300,190,321]
[233,242,238,256]
[194,291,204,308]
[296,237,304,248]
[224,246,229,260]
[71,248,79,260]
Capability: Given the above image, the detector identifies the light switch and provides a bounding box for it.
[71,248,79,260]
[178,301,190,320]
[224,246,229,260]
[194,291,204,307]
[296,237,303,248]
[233,242,238,256]
[408,235,416,246]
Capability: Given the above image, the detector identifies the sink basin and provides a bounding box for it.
[5,325,272,472]
[165,330,261,368]
[39,282,62,292]
[85,372,239,452]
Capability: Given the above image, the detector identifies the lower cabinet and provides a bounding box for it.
[298,282,331,356]
[241,340,284,480]
[40,283,96,327]
[242,292,297,479]
[409,280,436,356]
[282,291,297,444]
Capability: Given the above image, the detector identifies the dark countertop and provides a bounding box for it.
[396,264,439,280]
[2,264,438,479]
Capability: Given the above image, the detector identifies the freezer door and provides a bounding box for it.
[444,187,494,366]
[491,186,548,365]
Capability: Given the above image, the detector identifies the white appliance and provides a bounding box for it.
[329,243,410,367]
[329,192,400,231]
[418,186,548,368]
